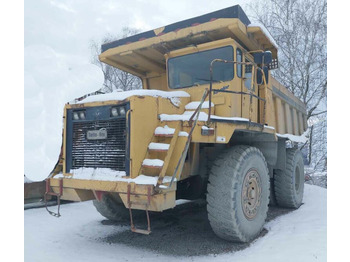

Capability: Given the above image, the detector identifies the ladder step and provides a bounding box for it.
[148,142,170,152]
[142,159,164,168]
[154,126,175,137]
[131,228,151,235]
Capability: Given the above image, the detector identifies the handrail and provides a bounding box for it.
[159,89,209,190]
[207,59,268,126]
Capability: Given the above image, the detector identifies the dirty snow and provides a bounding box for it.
[24,184,326,261]
[75,89,190,104]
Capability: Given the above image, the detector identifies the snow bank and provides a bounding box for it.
[24,45,104,182]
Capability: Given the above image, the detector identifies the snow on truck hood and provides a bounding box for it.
[74,89,190,106]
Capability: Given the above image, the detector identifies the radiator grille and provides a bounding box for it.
[71,119,126,170]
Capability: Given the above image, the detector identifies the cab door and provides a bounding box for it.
[239,50,258,122]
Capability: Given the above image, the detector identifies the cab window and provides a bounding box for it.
[168,46,234,89]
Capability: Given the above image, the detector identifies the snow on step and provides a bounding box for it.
[148,142,170,151]
[142,159,164,167]
[179,131,189,137]
[160,111,208,122]
[185,101,214,110]
[154,125,175,136]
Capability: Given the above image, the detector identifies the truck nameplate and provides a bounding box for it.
[86,129,107,140]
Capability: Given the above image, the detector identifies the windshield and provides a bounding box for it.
[168,46,234,89]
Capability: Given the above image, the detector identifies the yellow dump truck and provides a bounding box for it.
[46,5,307,242]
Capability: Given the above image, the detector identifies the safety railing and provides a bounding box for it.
[207,59,268,127]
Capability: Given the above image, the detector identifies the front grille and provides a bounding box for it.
[71,119,126,170]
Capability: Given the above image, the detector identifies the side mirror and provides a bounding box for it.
[256,66,269,85]
[263,51,272,64]
[253,51,272,65]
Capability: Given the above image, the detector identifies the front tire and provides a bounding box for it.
[207,145,270,243]
[93,193,141,221]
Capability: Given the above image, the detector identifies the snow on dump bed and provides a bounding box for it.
[185,101,214,110]
[54,168,173,185]
[74,89,190,105]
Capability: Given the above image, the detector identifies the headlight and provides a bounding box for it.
[73,110,86,120]
[79,111,86,119]
[73,112,79,120]
[111,107,119,117]
[119,106,126,115]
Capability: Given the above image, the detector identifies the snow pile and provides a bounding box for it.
[25,1,107,182]
[75,89,190,104]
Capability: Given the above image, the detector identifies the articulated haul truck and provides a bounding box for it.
[46,5,307,242]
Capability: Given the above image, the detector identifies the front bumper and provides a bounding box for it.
[49,177,176,212]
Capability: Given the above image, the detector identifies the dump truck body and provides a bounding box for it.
[47,5,307,241]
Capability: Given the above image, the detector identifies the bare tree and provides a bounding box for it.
[249,0,327,180]
[90,27,142,93]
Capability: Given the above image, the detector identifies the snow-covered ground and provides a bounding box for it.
[24,184,326,262]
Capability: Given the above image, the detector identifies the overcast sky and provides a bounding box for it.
[25,0,252,60]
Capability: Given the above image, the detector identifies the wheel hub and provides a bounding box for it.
[242,169,262,220]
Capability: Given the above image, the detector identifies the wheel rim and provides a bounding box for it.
[294,165,301,192]
[241,169,262,220]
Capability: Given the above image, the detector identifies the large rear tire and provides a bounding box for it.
[274,148,304,208]
[207,145,270,243]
